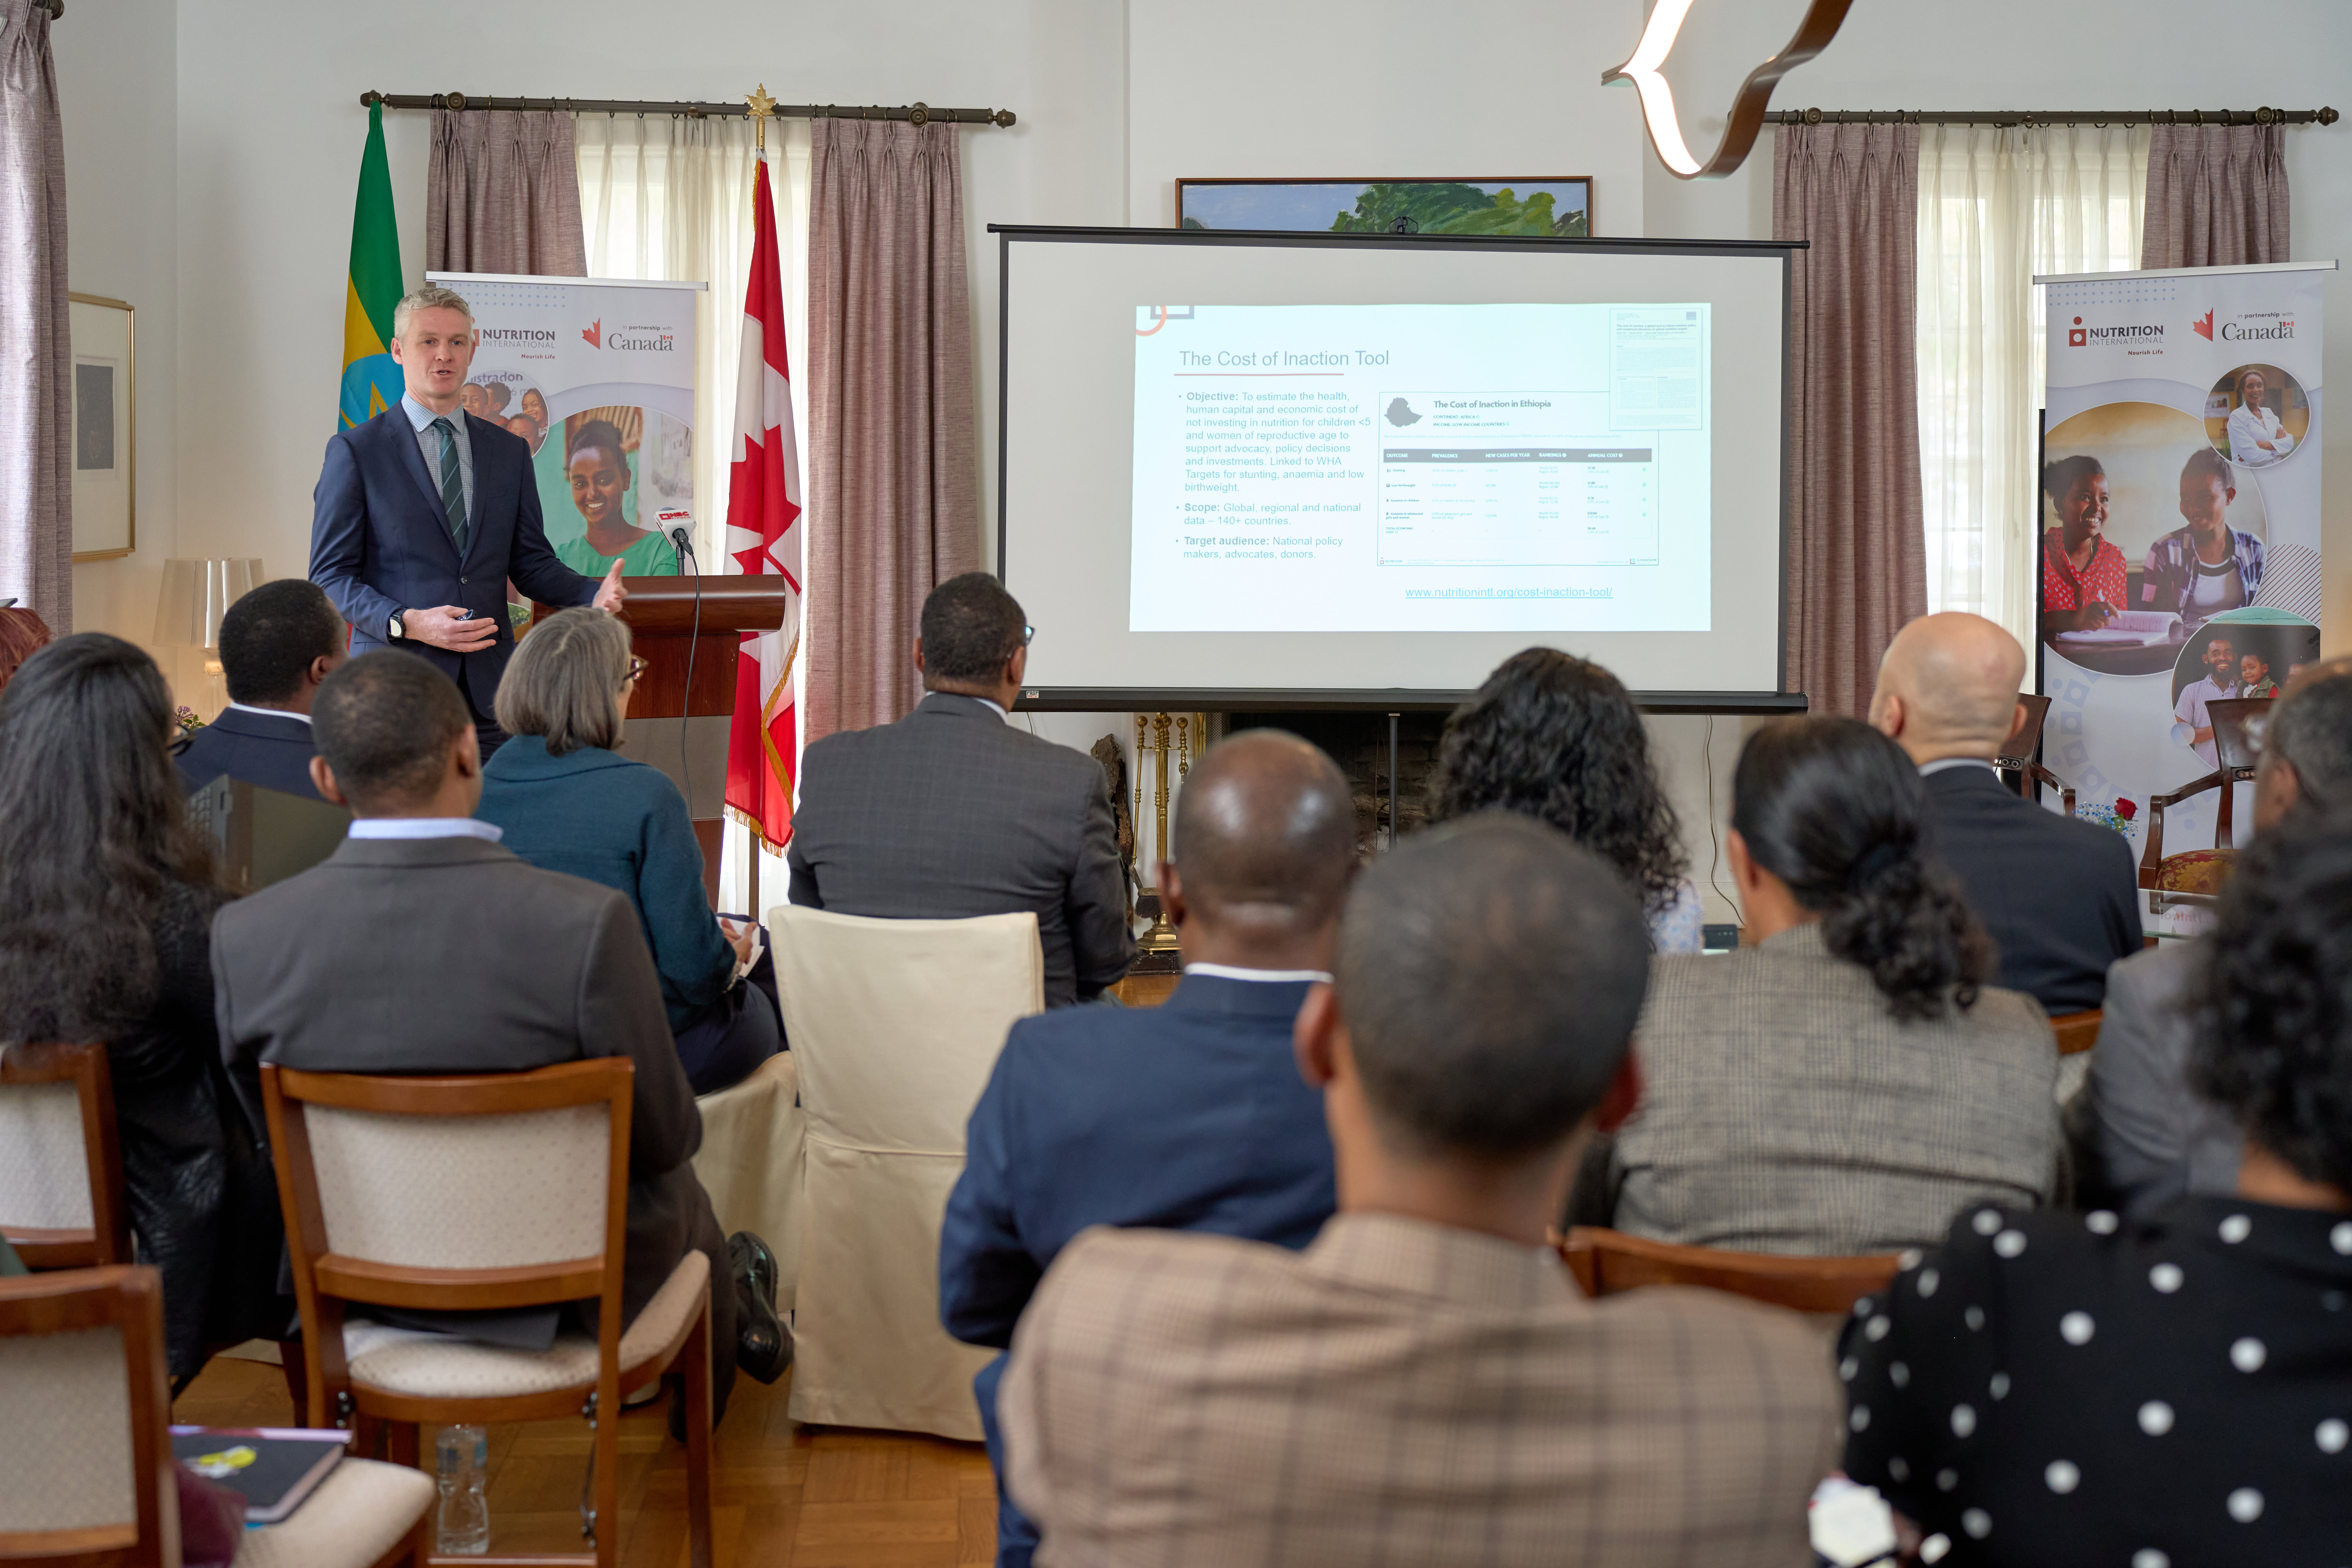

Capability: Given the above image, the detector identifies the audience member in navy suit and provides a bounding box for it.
[172,579,346,802]
[940,729,1357,1568]
[1871,612,2139,1013]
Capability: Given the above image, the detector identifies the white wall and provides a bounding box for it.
[56,0,175,645]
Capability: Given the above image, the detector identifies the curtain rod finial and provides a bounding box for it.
[994,108,1017,127]
[2322,106,2341,126]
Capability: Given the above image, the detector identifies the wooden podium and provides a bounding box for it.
[547,577,790,902]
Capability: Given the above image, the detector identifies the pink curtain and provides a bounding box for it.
[1773,123,1927,718]
[2141,123,2290,268]
[426,108,587,275]
[0,0,69,633]
[804,118,980,742]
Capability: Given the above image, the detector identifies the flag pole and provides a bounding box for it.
[741,82,775,921]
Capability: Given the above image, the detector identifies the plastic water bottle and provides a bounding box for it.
[435,1424,490,1555]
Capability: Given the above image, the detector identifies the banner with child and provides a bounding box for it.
[2039,260,2331,932]
[425,271,708,580]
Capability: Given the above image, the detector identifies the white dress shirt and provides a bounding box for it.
[345,817,504,842]
[1183,963,1333,984]
[1918,757,1998,778]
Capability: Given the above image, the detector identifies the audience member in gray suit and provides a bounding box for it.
[2069,659,2352,1218]
[787,574,1134,1006]
[1612,718,2059,1256]
[211,653,786,1424]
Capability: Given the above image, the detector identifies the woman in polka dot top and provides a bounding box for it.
[1839,813,2352,1564]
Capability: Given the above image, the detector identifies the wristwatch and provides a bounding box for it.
[388,610,406,640]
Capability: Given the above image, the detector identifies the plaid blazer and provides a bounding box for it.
[1612,925,2059,1256]
[1000,1214,1841,1568]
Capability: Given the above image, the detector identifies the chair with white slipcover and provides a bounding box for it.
[769,907,1042,1439]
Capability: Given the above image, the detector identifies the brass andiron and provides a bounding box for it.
[1135,712,1186,954]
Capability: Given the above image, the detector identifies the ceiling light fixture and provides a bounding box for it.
[1603,0,1859,180]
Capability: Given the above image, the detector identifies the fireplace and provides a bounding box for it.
[1226,709,1452,859]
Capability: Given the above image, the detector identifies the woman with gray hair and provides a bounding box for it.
[476,607,781,1093]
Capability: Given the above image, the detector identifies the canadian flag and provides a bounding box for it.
[723,156,803,847]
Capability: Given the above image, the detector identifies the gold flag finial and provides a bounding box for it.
[745,83,777,151]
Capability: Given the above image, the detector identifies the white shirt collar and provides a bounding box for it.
[1184,962,1333,984]
[1918,757,1998,777]
[346,817,504,842]
[224,700,312,726]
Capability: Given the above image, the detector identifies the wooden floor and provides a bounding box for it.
[173,1355,999,1567]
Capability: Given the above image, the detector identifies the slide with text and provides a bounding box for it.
[1129,302,1711,634]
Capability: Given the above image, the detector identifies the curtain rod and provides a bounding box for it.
[1782,106,2335,128]
[359,91,1015,128]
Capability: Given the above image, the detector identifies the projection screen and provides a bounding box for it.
[995,226,1799,710]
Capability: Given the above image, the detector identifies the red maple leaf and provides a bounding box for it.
[581,318,601,348]
[2192,310,2214,341]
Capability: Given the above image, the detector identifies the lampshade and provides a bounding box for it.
[153,558,262,650]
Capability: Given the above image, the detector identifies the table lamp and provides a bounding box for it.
[153,557,261,722]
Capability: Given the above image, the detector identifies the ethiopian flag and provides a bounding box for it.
[339,102,405,429]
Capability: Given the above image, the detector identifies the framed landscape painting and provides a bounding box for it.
[1176,178,1592,238]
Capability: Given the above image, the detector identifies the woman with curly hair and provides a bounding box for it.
[1608,716,2058,1255]
[1427,648,1703,951]
[1839,808,2352,1561]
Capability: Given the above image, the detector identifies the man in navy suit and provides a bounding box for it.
[309,284,624,756]
[1871,611,2139,1013]
[174,578,346,800]
[940,729,1357,1568]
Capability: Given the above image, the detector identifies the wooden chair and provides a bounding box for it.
[1995,693,2076,816]
[769,906,1042,1441]
[2051,1010,2102,1056]
[262,1058,714,1568]
[1558,1226,1902,1316]
[2139,695,2271,916]
[0,1042,131,1270]
[0,1264,434,1568]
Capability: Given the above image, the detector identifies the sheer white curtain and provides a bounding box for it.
[1917,124,2147,644]
[577,112,815,914]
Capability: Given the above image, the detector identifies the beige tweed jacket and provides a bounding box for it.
[1000,1213,1842,1568]
[1613,923,2060,1257]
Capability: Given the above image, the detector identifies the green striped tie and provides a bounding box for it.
[430,416,468,555]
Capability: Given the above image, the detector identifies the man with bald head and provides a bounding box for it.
[941,729,1357,1568]
[1870,611,2138,1013]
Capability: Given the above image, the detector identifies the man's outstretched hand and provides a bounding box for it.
[404,605,499,653]
[594,558,629,616]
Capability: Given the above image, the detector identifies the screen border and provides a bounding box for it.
[991,224,1805,714]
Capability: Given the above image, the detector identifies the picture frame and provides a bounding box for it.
[70,292,135,561]
[1175,177,1593,239]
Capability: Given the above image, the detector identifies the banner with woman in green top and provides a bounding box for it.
[426,271,708,582]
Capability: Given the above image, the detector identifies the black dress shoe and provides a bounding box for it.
[730,1231,779,1305]
[729,1231,791,1385]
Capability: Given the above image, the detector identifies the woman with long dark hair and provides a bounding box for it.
[1428,648,1701,950]
[1609,717,2059,1255]
[0,635,284,1379]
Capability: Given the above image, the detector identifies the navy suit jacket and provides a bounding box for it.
[172,706,323,801]
[940,973,1336,1480]
[1922,764,2140,1014]
[309,406,597,719]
